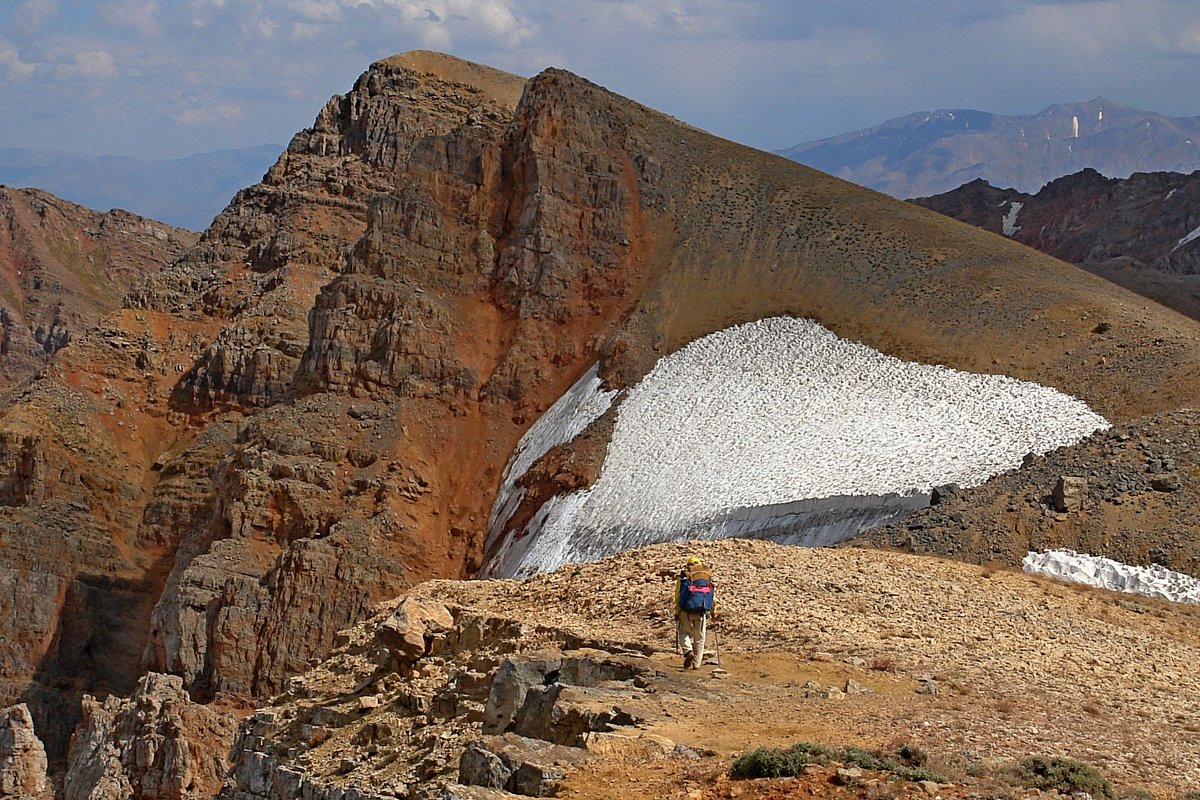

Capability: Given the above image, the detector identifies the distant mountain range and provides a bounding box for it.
[0,144,282,230]
[913,168,1200,320]
[780,99,1200,198]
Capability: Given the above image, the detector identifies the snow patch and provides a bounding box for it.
[1173,223,1200,252]
[1002,201,1024,237]
[1072,115,1079,138]
[484,317,1108,577]
[1166,188,1177,201]
[484,364,616,546]
[1023,549,1200,604]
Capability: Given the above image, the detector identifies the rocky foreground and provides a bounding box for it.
[18,539,1186,800]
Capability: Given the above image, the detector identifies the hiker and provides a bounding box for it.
[675,556,715,669]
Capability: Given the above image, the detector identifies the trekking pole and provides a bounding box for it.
[708,620,721,667]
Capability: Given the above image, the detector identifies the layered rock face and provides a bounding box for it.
[912,169,1200,320]
[0,187,197,390]
[6,49,1200,786]
[0,704,48,798]
[64,674,236,800]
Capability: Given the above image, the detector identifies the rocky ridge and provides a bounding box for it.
[0,186,197,390]
[911,169,1200,320]
[5,50,1200,793]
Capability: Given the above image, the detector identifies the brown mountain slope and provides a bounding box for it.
[223,539,1200,798]
[912,169,1200,320]
[0,186,197,389]
[5,51,1200,769]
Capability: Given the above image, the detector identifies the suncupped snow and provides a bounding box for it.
[483,317,1109,577]
[1023,549,1200,604]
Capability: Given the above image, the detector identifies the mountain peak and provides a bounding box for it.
[373,50,526,109]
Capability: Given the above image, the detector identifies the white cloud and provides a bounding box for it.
[54,49,117,81]
[173,99,245,126]
[0,40,38,80]
[288,0,343,23]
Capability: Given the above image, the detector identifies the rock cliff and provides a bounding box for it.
[0,187,197,390]
[5,51,1200,793]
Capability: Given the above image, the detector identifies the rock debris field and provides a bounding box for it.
[486,317,1109,577]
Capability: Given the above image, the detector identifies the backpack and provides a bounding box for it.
[679,565,715,614]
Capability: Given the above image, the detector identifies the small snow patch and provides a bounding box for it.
[1173,223,1200,253]
[1023,549,1200,604]
[1002,201,1024,237]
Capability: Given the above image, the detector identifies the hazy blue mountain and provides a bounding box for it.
[779,99,1200,198]
[0,144,282,230]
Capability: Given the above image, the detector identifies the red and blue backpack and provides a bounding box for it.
[679,565,715,614]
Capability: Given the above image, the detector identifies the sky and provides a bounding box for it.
[2,0,1200,160]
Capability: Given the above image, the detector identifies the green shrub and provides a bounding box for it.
[1016,756,1114,799]
[730,748,797,778]
[730,742,944,782]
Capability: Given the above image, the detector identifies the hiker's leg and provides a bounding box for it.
[693,614,707,666]
[676,616,691,654]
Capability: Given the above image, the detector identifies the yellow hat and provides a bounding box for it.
[687,556,702,565]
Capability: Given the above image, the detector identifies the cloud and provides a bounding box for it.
[0,40,38,80]
[98,0,163,37]
[53,49,117,81]
[173,99,246,126]
[7,0,59,37]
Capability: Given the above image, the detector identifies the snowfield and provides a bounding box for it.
[1023,549,1200,604]
[483,317,1109,577]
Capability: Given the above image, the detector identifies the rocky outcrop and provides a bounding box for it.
[221,598,664,800]
[63,673,237,800]
[857,409,1200,578]
[0,704,48,798]
[0,186,197,390]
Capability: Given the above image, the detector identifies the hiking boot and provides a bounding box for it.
[683,651,695,669]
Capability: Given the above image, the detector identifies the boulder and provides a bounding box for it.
[1053,476,1088,512]
[375,598,456,662]
[458,734,592,797]
[481,652,563,735]
[513,684,642,746]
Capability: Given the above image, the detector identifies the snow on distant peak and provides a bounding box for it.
[1173,223,1200,253]
[1023,550,1200,604]
[483,317,1109,577]
[1002,201,1024,237]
